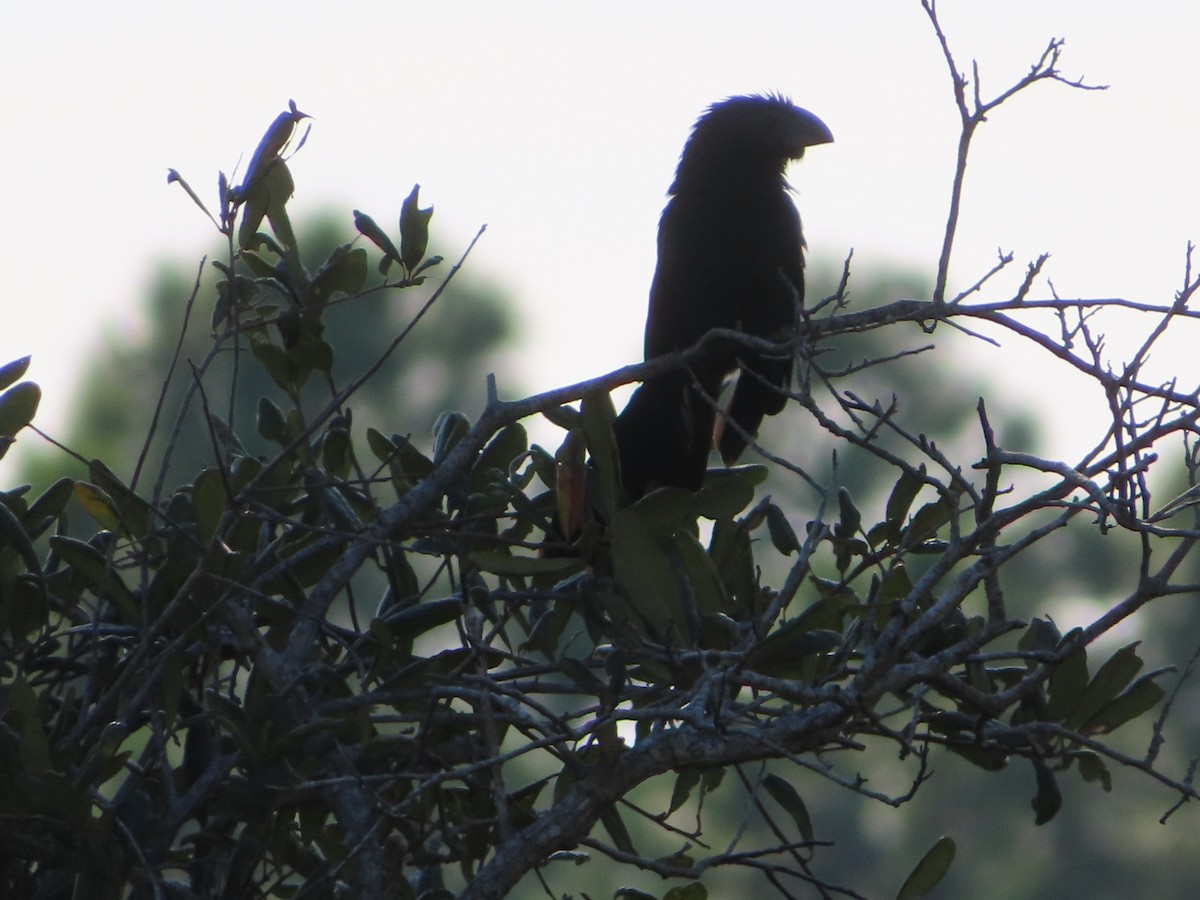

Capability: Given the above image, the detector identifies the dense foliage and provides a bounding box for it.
[3,11,1200,899]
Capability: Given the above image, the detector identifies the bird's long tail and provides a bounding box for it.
[716,354,791,464]
[612,369,722,499]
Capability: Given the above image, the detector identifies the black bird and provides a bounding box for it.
[613,94,833,499]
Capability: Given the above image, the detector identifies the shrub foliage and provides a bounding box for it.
[3,12,1200,900]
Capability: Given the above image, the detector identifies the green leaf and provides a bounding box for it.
[1066,641,1144,731]
[611,507,689,644]
[262,160,299,255]
[831,520,867,574]
[1030,756,1062,825]
[0,496,41,576]
[708,517,755,610]
[230,455,268,495]
[470,423,528,493]
[210,283,233,331]
[289,332,333,379]
[1081,668,1168,735]
[366,427,396,464]
[629,487,698,535]
[399,184,434,272]
[375,433,435,487]
[320,484,362,531]
[432,411,470,465]
[553,429,587,537]
[669,768,702,816]
[257,396,288,444]
[762,773,814,842]
[901,498,953,547]
[895,836,956,900]
[73,482,123,532]
[541,404,582,431]
[580,391,619,521]
[663,885,708,900]
[870,563,914,626]
[696,465,766,519]
[250,339,298,394]
[765,502,800,555]
[311,244,368,303]
[837,486,861,535]
[527,443,558,490]
[1043,638,1087,723]
[413,254,444,276]
[238,249,277,278]
[1018,616,1062,655]
[236,174,271,251]
[0,357,31,392]
[702,767,727,793]
[49,535,138,622]
[0,381,40,437]
[599,805,636,855]
[192,468,228,543]
[672,530,728,616]
[1075,750,1112,791]
[884,465,926,543]
[394,435,436,478]
[322,427,352,478]
[353,209,402,268]
[49,534,105,575]
[26,476,74,532]
[87,459,151,538]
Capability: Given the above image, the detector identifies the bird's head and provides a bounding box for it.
[672,94,832,192]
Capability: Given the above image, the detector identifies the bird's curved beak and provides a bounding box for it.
[792,108,834,150]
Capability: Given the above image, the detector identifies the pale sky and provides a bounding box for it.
[3,1,1199,461]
